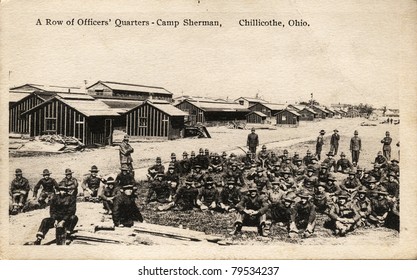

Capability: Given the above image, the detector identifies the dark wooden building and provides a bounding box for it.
[286,104,304,112]
[125,100,187,140]
[299,107,318,121]
[95,97,144,129]
[9,91,56,134]
[312,106,328,119]
[248,102,286,118]
[275,109,300,127]
[235,97,268,108]
[22,94,121,146]
[175,100,249,125]
[246,111,267,124]
[87,81,173,102]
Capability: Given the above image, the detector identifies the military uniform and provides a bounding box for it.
[303,153,314,166]
[336,157,353,173]
[322,154,336,172]
[350,132,362,163]
[381,133,392,160]
[197,182,220,210]
[374,154,388,169]
[147,177,171,203]
[10,171,30,210]
[341,174,361,197]
[148,163,165,179]
[119,136,134,172]
[224,166,245,187]
[100,178,120,214]
[330,130,340,155]
[82,173,105,199]
[328,194,360,236]
[315,131,325,160]
[33,175,59,206]
[247,131,259,154]
[219,183,241,211]
[352,190,372,227]
[59,170,78,197]
[300,172,318,193]
[179,157,191,175]
[175,185,199,210]
[290,192,316,237]
[208,155,223,173]
[112,186,143,227]
[115,170,135,187]
[369,189,392,227]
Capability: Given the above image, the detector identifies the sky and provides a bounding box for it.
[2,0,415,108]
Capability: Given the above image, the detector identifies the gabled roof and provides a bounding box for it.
[235,97,268,103]
[87,81,173,96]
[249,102,286,111]
[312,105,329,113]
[22,95,120,117]
[9,91,56,108]
[127,100,188,116]
[287,104,305,111]
[99,99,144,114]
[182,100,250,112]
[10,84,82,92]
[300,107,317,114]
[325,107,336,114]
[9,92,31,103]
[275,109,301,117]
[247,111,267,117]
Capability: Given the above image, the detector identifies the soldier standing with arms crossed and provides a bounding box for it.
[381,131,392,161]
[119,135,135,176]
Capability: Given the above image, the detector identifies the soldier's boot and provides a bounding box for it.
[229,222,242,235]
[288,222,299,238]
[258,223,269,237]
[55,227,66,245]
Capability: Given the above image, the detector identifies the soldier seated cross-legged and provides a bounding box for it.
[9,168,30,215]
[33,169,59,208]
[197,177,220,211]
[289,190,317,238]
[82,165,106,202]
[219,179,242,213]
[100,177,120,215]
[112,184,143,228]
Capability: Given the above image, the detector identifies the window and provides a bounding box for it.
[282,115,287,121]
[95,89,104,96]
[45,118,57,132]
[239,100,244,105]
[139,117,147,127]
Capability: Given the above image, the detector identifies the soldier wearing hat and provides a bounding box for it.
[267,151,280,170]
[196,148,210,170]
[208,152,223,173]
[59,168,78,197]
[224,162,245,187]
[308,157,321,176]
[386,159,399,176]
[165,164,180,196]
[266,176,286,206]
[290,190,316,238]
[328,191,360,236]
[381,131,393,161]
[280,157,295,176]
[315,130,326,160]
[278,168,296,192]
[314,182,333,214]
[146,173,171,204]
[369,187,392,227]
[352,186,372,227]
[349,130,362,164]
[190,164,206,188]
[318,164,330,183]
[243,151,256,170]
[33,182,78,245]
[169,153,181,175]
[247,166,270,193]
[278,149,289,162]
[247,127,259,155]
[232,183,269,236]
[341,170,362,197]
[322,151,336,172]
[100,177,120,215]
[293,158,307,182]
[189,151,197,170]
[303,150,314,166]
[33,169,59,208]
[10,168,30,214]
[269,192,298,237]
[257,145,269,168]
[382,172,399,199]
[330,129,340,156]
[325,174,341,197]
[299,168,318,193]
[119,135,134,174]
[112,184,143,227]
[197,177,220,211]
[179,151,191,175]
[82,165,106,201]
[171,176,199,211]
[291,152,301,165]
[219,179,242,212]
[374,151,388,169]
[147,157,165,181]
[368,163,383,182]
[116,165,135,188]
[335,152,353,173]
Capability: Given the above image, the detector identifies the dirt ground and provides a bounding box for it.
[8,117,400,246]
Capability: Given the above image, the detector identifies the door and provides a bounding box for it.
[104,119,113,145]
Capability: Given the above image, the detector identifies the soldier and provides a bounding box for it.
[315,130,325,160]
[303,150,314,166]
[196,148,209,169]
[191,164,206,188]
[368,163,383,182]
[81,165,106,201]
[268,151,280,169]
[325,174,342,198]
[369,187,392,227]
[208,153,223,173]
[59,169,78,197]
[243,151,256,170]
[179,151,191,175]
[299,168,318,193]
[308,157,321,176]
[147,157,165,181]
[119,135,134,174]
[224,162,245,187]
[328,191,360,236]
[360,171,374,189]
[112,184,143,227]
[382,172,399,200]
[386,159,400,177]
[257,145,269,168]
[352,186,372,227]
[100,176,120,215]
[247,167,270,193]
[279,149,290,162]
[146,173,171,204]
[172,176,199,211]
[340,170,362,197]
[247,128,259,154]
[293,159,307,182]
[165,164,180,197]
[278,168,296,192]
[349,130,362,164]
[33,169,58,208]
[335,152,353,173]
[169,153,182,175]
[33,183,78,245]
[330,129,340,155]
[365,176,379,199]
[116,165,135,188]
[280,157,295,175]
[197,177,220,211]
[231,184,269,237]
[266,179,286,207]
[314,182,333,214]
[381,131,392,160]
[272,192,298,238]
[219,179,242,212]
[290,152,300,165]
[318,164,330,183]
[322,152,336,172]
[290,190,316,238]
[10,168,30,214]
[374,151,388,169]
[355,167,364,181]
[189,151,197,170]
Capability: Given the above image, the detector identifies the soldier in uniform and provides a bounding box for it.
[325,174,342,198]
[224,162,245,187]
[322,152,336,172]
[179,151,191,175]
[268,151,280,169]
[197,177,220,211]
[165,164,180,197]
[290,190,316,238]
[269,192,298,238]
[9,168,30,214]
[169,153,182,175]
[219,179,242,212]
[147,157,165,181]
[318,164,330,183]
[291,152,301,165]
[328,191,360,236]
[315,130,325,160]
[33,169,58,208]
[330,129,340,156]
[335,152,353,173]
[247,128,259,155]
[308,157,321,176]
[278,168,296,192]
[59,169,78,197]
[340,170,362,197]
[293,159,307,182]
[386,159,400,177]
[112,184,143,227]
[383,172,399,200]
[116,165,135,188]
[349,130,362,164]
[146,173,171,204]
[299,168,318,193]
[119,135,134,175]
[196,148,209,170]
[243,151,256,170]
[314,182,333,214]
[81,165,106,201]
[374,151,388,169]
[208,153,223,173]
[189,151,197,170]
[369,187,392,227]
[279,149,290,162]
[100,177,119,215]
[381,131,392,160]
[231,184,270,237]
[280,157,295,175]
[33,183,78,245]
[368,163,383,182]
[303,150,314,166]
[191,164,206,188]
[352,186,372,227]
[172,176,199,211]
[247,167,270,193]
[257,145,269,168]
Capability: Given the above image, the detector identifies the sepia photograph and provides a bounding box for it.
[1,0,416,260]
